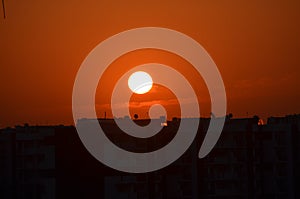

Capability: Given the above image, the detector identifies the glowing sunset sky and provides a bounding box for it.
[0,0,300,127]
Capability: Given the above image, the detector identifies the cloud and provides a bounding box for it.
[95,97,200,110]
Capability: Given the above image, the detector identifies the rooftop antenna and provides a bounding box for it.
[2,0,5,19]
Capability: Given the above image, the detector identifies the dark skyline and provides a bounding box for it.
[1,114,299,198]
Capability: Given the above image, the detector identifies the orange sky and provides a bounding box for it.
[0,0,300,127]
[95,49,210,120]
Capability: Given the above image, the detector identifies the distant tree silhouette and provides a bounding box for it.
[225,113,233,122]
[253,115,260,124]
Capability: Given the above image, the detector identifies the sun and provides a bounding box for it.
[128,71,153,94]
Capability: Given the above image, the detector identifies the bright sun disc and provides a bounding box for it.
[128,71,153,94]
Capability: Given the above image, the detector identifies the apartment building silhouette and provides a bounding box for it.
[0,115,299,198]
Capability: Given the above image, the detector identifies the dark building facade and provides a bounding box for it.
[0,115,300,199]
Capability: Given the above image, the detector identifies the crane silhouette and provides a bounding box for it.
[2,0,5,19]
